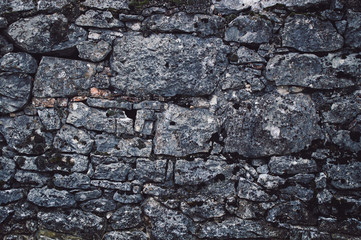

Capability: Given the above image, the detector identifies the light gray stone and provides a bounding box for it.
[110,33,228,97]
[0,0,35,14]
[134,110,155,136]
[269,156,317,175]
[0,73,32,114]
[82,0,128,10]
[110,205,142,230]
[7,13,86,53]
[87,98,132,110]
[103,231,147,240]
[37,0,72,11]
[76,10,124,28]
[90,180,131,190]
[28,187,76,207]
[225,15,272,44]
[0,52,37,74]
[136,159,167,183]
[54,125,94,155]
[34,57,97,97]
[282,15,343,52]
[257,174,285,189]
[154,104,219,157]
[37,108,61,130]
[77,40,112,62]
[224,94,320,158]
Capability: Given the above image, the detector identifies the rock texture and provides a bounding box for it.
[0,0,360,239]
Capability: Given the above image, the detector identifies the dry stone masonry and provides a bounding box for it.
[0,0,361,239]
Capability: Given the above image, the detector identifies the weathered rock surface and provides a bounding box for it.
[257,174,285,189]
[0,35,13,58]
[0,73,32,113]
[80,198,117,213]
[53,173,90,189]
[74,190,102,202]
[269,156,317,175]
[93,162,131,181]
[154,104,219,157]
[76,10,123,28]
[0,157,15,183]
[282,15,344,52]
[319,217,361,236]
[38,209,105,237]
[222,65,265,91]
[14,171,49,187]
[0,0,35,14]
[224,94,320,158]
[37,108,61,130]
[0,52,37,74]
[181,196,226,221]
[0,189,24,205]
[103,231,147,240]
[53,125,94,154]
[77,40,112,62]
[237,177,272,202]
[197,217,284,239]
[95,134,152,157]
[143,198,195,240]
[36,0,71,11]
[7,14,86,53]
[113,192,142,204]
[345,10,361,48]
[328,162,361,189]
[136,159,167,183]
[82,0,128,10]
[110,205,142,230]
[225,15,272,44]
[28,187,76,207]
[110,33,228,97]
[34,57,97,97]
[67,102,133,135]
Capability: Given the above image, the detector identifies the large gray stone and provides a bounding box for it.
[113,192,142,204]
[38,209,105,238]
[268,156,317,175]
[110,205,142,230]
[224,94,320,158]
[110,33,228,97]
[154,104,219,157]
[0,0,35,14]
[345,10,361,49]
[95,134,152,157]
[143,198,195,240]
[74,190,102,202]
[266,53,355,89]
[82,0,128,10]
[135,159,167,183]
[77,40,112,62]
[280,185,314,202]
[80,198,117,213]
[7,13,86,54]
[0,189,24,205]
[28,187,76,207]
[37,0,72,11]
[0,116,51,154]
[221,65,265,91]
[282,15,343,52]
[174,159,228,185]
[67,102,133,135]
[76,10,123,28]
[0,52,37,74]
[0,73,31,113]
[14,171,49,187]
[53,173,90,189]
[103,231,147,240]
[0,157,15,183]
[225,15,272,44]
[197,217,285,239]
[237,177,272,202]
[93,162,131,181]
[53,125,94,155]
[257,174,285,189]
[34,57,97,97]
[328,162,361,189]
[322,96,361,124]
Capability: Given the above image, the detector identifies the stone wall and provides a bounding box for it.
[0,0,360,239]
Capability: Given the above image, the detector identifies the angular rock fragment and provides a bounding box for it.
[280,185,314,202]
[7,14,86,53]
[0,0,35,14]
[154,104,219,157]
[95,134,152,157]
[237,177,272,202]
[87,98,132,110]
[76,10,123,28]
[53,173,90,189]
[38,209,105,238]
[77,40,112,62]
[322,96,361,124]
[282,15,343,52]
[74,190,102,202]
[37,108,61,130]
[0,207,12,224]
[110,205,142,230]
[174,159,228,185]
[37,0,71,11]
[67,102,133,135]
[225,15,272,44]
[0,157,16,183]
[14,171,49,187]
[180,197,225,221]
[269,156,317,175]
[0,189,24,205]
[28,187,76,207]
[257,174,285,189]
[111,33,228,97]
[54,125,94,154]
[0,52,37,74]
[0,116,51,154]
[90,180,131,190]
[197,217,285,239]
[222,65,265,91]
[0,73,31,113]
[345,10,361,49]
[82,0,128,10]
[143,198,195,240]
[134,110,155,136]
[224,94,320,158]
[103,231,147,240]
[113,192,142,204]
[93,162,131,181]
[328,162,361,189]
[34,57,96,97]
[80,198,117,213]
[135,159,167,183]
